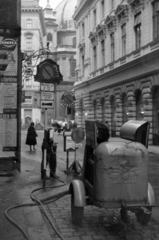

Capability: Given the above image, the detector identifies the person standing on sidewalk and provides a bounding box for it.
[25,122,38,152]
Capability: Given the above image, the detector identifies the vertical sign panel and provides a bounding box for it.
[0,0,21,171]
[0,29,19,151]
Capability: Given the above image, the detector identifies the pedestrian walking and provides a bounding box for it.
[25,122,38,151]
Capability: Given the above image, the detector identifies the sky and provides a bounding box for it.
[39,0,63,10]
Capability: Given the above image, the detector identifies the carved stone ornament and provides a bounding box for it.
[115,4,129,25]
[89,31,98,47]
[92,98,97,106]
[96,24,107,41]
[105,15,117,34]
[128,0,144,14]
[78,42,85,56]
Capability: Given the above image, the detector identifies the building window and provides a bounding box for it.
[110,32,115,62]
[122,94,128,124]
[25,79,32,87]
[82,22,85,37]
[134,12,141,50]
[73,37,76,48]
[101,0,105,19]
[136,90,143,120]
[101,40,105,67]
[93,9,96,27]
[93,46,97,71]
[26,37,32,49]
[111,96,116,137]
[152,0,159,40]
[27,19,32,29]
[25,96,32,104]
[70,60,76,77]
[93,100,97,120]
[82,55,84,76]
[47,33,52,42]
[101,98,105,122]
[121,24,126,56]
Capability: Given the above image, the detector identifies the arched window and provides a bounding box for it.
[101,97,105,122]
[111,96,116,137]
[153,87,159,145]
[122,94,128,124]
[93,99,97,120]
[136,90,143,120]
[47,33,52,42]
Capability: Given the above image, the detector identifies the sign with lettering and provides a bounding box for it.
[0,28,19,152]
[41,83,54,91]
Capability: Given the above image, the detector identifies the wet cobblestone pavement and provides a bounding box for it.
[0,131,159,240]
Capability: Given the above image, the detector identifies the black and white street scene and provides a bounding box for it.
[0,1,159,240]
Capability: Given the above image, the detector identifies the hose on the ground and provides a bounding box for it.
[5,178,70,240]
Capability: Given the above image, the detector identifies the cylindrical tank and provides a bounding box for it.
[94,140,148,204]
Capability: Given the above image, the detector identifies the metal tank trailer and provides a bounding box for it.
[69,120,156,225]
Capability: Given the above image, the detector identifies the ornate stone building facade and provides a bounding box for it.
[21,0,46,127]
[21,0,77,127]
[73,0,159,145]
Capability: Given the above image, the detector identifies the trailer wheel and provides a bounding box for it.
[71,194,84,225]
[135,207,152,225]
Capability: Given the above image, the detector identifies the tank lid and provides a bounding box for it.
[120,120,150,148]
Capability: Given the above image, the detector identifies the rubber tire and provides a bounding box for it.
[71,194,84,225]
[135,207,152,225]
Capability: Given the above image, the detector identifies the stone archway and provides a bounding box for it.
[135,90,144,120]
[121,93,129,124]
[153,87,159,145]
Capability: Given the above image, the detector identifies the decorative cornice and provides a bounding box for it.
[115,4,129,25]
[128,0,144,14]
[96,24,107,41]
[22,8,42,12]
[24,31,34,36]
[78,42,85,56]
[105,15,117,34]
[92,98,97,106]
[89,31,98,47]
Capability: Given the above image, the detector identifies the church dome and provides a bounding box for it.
[55,0,77,29]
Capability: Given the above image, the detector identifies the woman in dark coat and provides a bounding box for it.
[26,122,37,151]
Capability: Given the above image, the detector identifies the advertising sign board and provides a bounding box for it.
[41,91,54,100]
[41,83,54,91]
[0,28,19,152]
